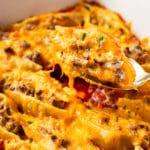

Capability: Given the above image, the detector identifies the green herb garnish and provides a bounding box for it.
[82,33,86,41]
[98,36,104,44]
[65,92,69,96]
[28,121,33,124]
[29,138,33,143]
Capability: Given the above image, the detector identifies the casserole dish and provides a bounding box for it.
[0,0,150,150]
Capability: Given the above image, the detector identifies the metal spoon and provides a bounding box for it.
[129,58,150,86]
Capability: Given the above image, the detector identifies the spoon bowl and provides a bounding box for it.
[129,58,150,86]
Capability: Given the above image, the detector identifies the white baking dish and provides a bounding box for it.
[0,0,150,38]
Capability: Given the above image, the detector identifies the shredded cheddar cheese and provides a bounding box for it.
[0,1,150,150]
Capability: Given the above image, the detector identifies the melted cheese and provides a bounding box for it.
[0,1,150,150]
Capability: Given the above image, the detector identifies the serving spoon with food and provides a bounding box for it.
[50,26,136,89]
[37,26,149,90]
[8,25,149,90]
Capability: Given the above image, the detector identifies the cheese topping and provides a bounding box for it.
[0,1,150,150]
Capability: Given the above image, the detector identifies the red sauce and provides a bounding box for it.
[74,78,109,107]
[50,64,121,108]
[0,141,4,150]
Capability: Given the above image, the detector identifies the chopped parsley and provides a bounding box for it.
[28,121,33,124]
[29,138,33,143]
[65,92,69,96]
[98,36,104,44]
[82,33,87,41]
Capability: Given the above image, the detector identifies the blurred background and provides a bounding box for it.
[0,0,149,38]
